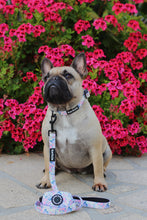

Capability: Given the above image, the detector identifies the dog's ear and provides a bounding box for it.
[71,53,88,78]
[41,57,53,81]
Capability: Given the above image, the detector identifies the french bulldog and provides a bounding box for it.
[37,53,112,192]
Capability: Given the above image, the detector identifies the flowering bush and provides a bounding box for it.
[0,0,147,156]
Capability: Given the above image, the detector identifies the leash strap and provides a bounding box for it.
[49,132,58,192]
[35,92,110,215]
[48,130,110,211]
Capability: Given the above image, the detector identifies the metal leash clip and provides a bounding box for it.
[48,111,57,136]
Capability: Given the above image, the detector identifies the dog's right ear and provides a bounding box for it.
[41,57,53,82]
[71,53,88,79]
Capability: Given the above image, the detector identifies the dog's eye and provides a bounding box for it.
[44,72,50,81]
[63,72,73,80]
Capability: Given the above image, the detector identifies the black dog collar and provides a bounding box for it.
[57,89,90,116]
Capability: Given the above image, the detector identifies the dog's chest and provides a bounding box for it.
[58,118,78,145]
[55,117,91,168]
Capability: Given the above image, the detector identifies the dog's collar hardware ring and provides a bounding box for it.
[35,91,111,215]
[84,89,90,99]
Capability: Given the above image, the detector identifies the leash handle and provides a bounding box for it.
[73,196,110,209]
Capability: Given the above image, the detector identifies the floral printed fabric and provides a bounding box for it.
[49,132,58,191]
[35,130,110,215]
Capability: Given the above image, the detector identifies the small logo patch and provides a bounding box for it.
[50,148,55,161]
[51,194,63,206]
[66,105,79,115]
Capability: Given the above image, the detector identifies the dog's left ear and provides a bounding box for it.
[71,53,88,78]
[41,57,53,81]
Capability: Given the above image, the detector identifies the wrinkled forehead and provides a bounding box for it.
[50,66,80,77]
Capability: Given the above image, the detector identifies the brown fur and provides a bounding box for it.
[37,53,112,192]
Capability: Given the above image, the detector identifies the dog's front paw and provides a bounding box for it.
[92,179,107,192]
[36,175,51,189]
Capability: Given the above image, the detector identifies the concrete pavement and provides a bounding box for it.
[0,153,147,220]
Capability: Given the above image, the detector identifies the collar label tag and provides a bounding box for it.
[66,105,79,115]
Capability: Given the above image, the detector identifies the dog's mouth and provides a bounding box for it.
[44,78,73,105]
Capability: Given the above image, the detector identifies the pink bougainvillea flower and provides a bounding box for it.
[109,88,119,99]
[112,2,125,15]
[119,99,136,116]
[81,35,95,48]
[60,44,75,57]
[127,20,141,31]
[2,120,15,132]
[78,0,94,4]
[104,15,118,27]
[125,3,138,14]
[131,61,143,70]
[112,2,137,14]
[143,34,147,41]
[133,0,144,3]
[25,12,33,19]
[104,67,119,80]
[94,84,107,95]
[18,34,26,42]
[0,23,9,37]
[136,49,147,59]
[5,99,19,108]
[44,9,62,23]
[119,137,128,147]
[0,126,3,138]
[136,136,147,154]
[128,122,140,135]
[33,25,45,37]
[116,51,134,63]
[93,18,107,31]
[127,136,136,148]
[0,23,9,32]
[124,37,138,51]
[26,72,34,79]
[0,99,4,115]
[38,45,52,54]
[0,0,6,9]
[139,72,147,82]
[93,49,106,59]
[24,23,33,34]
[23,136,37,151]
[11,127,24,142]
[3,44,12,52]
[9,29,16,37]
[74,19,90,34]
[3,5,15,14]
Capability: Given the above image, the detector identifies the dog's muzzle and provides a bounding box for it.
[44,76,73,104]
[49,85,59,97]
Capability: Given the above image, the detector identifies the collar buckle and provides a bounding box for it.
[84,89,90,99]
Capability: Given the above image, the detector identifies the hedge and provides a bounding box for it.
[0,0,146,156]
